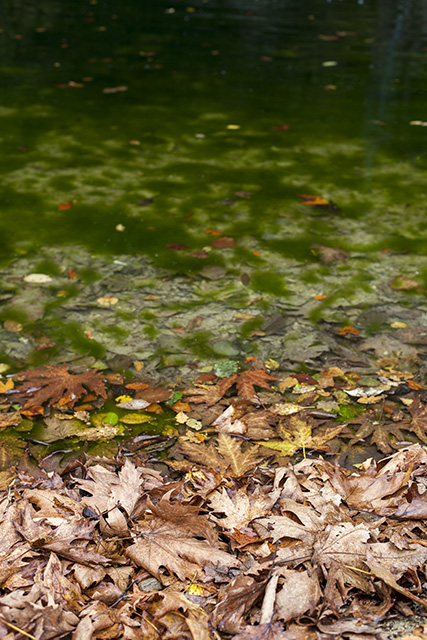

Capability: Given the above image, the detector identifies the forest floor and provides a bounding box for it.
[1,245,427,638]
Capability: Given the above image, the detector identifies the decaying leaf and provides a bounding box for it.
[178,432,263,477]
[217,369,278,401]
[260,415,347,457]
[127,495,239,583]
[11,363,107,409]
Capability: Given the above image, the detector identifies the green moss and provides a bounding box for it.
[101,325,129,339]
[240,317,263,338]
[79,268,102,283]
[33,259,62,276]
[180,330,214,358]
[338,405,364,421]
[251,271,288,296]
[143,324,159,338]
[140,311,157,320]
[300,269,321,284]
[0,308,29,324]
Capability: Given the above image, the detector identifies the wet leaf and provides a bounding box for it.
[211,237,236,249]
[96,296,119,306]
[12,363,106,409]
[23,273,52,283]
[217,369,278,401]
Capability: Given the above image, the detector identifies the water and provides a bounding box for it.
[1,0,427,377]
[1,0,427,465]
[1,0,426,269]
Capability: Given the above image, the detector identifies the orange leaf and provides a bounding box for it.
[407,380,425,390]
[313,295,328,300]
[126,382,151,391]
[298,194,329,206]
[205,229,223,236]
[171,400,192,413]
[21,406,45,417]
[58,202,73,210]
[337,326,361,336]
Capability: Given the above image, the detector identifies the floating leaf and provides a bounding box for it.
[211,237,236,249]
[23,273,52,283]
[96,296,119,306]
[337,326,361,336]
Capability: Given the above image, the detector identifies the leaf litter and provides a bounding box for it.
[2,361,427,637]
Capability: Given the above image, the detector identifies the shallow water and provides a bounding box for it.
[1,0,427,375]
[1,0,427,472]
[1,0,427,268]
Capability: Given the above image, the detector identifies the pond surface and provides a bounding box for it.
[1,0,427,375]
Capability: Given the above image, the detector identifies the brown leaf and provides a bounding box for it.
[127,498,238,583]
[208,486,280,530]
[184,382,223,407]
[211,574,266,634]
[12,363,106,409]
[311,243,349,265]
[75,460,156,534]
[348,408,405,454]
[177,433,262,477]
[0,412,22,429]
[217,369,278,401]
[211,237,236,249]
[405,396,427,442]
[275,569,321,623]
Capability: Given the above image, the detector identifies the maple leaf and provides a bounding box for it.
[12,363,107,409]
[259,416,346,457]
[217,369,278,401]
[404,396,427,442]
[75,460,162,535]
[183,382,223,407]
[208,486,280,530]
[178,433,263,477]
[348,408,405,454]
[127,496,239,583]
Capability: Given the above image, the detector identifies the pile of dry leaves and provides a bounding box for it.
[1,361,427,638]
[1,441,427,639]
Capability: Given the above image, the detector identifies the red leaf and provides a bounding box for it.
[165,243,190,250]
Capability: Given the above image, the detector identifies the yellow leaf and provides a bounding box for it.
[265,358,280,370]
[96,296,118,306]
[115,395,133,403]
[0,379,14,393]
[187,583,209,596]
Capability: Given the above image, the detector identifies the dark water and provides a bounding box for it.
[1,0,427,270]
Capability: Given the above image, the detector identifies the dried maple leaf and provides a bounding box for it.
[348,408,405,454]
[75,460,162,535]
[127,496,239,583]
[178,433,263,477]
[217,369,278,401]
[12,363,107,409]
[260,416,346,457]
[404,396,427,442]
[208,486,280,530]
